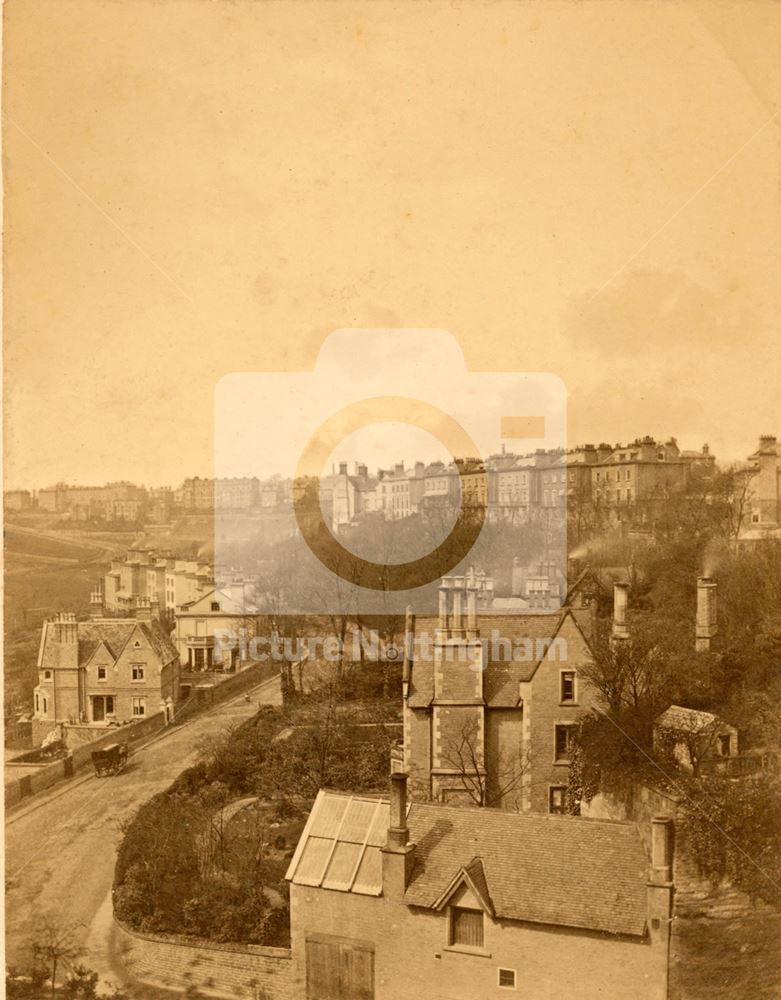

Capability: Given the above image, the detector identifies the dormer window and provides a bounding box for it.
[97,666,107,682]
[211,601,220,612]
[450,906,484,949]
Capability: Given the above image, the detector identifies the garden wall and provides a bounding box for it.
[5,711,166,811]
[176,660,280,721]
[114,918,293,999]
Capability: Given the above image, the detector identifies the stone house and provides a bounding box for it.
[31,606,180,743]
[174,585,260,671]
[742,433,781,540]
[654,705,738,775]
[286,774,674,1000]
[402,573,598,814]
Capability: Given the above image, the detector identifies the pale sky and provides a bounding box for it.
[4,0,780,490]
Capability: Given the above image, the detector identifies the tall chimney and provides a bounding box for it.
[438,580,449,637]
[382,772,415,899]
[89,585,104,620]
[612,583,630,641]
[451,581,464,634]
[387,771,409,849]
[53,612,79,669]
[695,577,717,652]
[650,817,674,884]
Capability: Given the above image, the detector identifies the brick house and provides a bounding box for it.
[32,607,180,741]
[402,574,597,813]
[286,774,674,1000]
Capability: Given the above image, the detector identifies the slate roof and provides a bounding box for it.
[656,704,732,733]
[406,611,587,708]
[38,618,178,670]
[287,791,650,937]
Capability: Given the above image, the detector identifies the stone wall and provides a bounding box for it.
[176,660,280,721]
[114,918,293,999]
[5,712,166,812]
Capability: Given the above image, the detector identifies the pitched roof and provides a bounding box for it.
[287,791,650,937]
[40,618,178,670]
[406,611,588,708]
[432,856,494,916]
[655,704,730,733]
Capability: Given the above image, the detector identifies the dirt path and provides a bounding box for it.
[4,675,282,991]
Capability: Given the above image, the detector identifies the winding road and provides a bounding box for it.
[4,674,282,995]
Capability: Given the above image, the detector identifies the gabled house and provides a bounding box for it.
[402,574,597,813]
[654,705,738,775]
[32,606,180,743]
[174,585,260,671]
[286,774,674,1000]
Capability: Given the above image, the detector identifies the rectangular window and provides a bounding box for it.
[450,907,484,949]
[498,968,516,989]
[555,724,573,762]
[97,666,107,681]
[549,786,567,814]
[560,671,576,703]
[719,734,731,756]
[131,664,145,682]
[132,697,146,717]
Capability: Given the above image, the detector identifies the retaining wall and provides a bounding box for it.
[114,918,293,999]
[5,711,166,812]
[175,660,280,721]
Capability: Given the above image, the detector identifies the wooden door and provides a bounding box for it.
[305,936,374,1000]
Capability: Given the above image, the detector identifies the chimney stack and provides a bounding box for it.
[89,585,104,620]
[402,605,414,692]
[382,772,415,899]
[52,612,79,669]
[612,583,630,641]
[695,577,717,652]
[338,461,348,476]
[135,597,153,622]
[650,817,674,884]
[466,567,478,638]
[387,771,409,849]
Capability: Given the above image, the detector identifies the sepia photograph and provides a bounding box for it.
[2,2,780,998]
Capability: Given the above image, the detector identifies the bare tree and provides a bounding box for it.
[439,717,532,809]
[30,916,83,1000]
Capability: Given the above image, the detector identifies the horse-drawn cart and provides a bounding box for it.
[91,742,128,776]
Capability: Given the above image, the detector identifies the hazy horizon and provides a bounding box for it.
[4,1,779,492]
